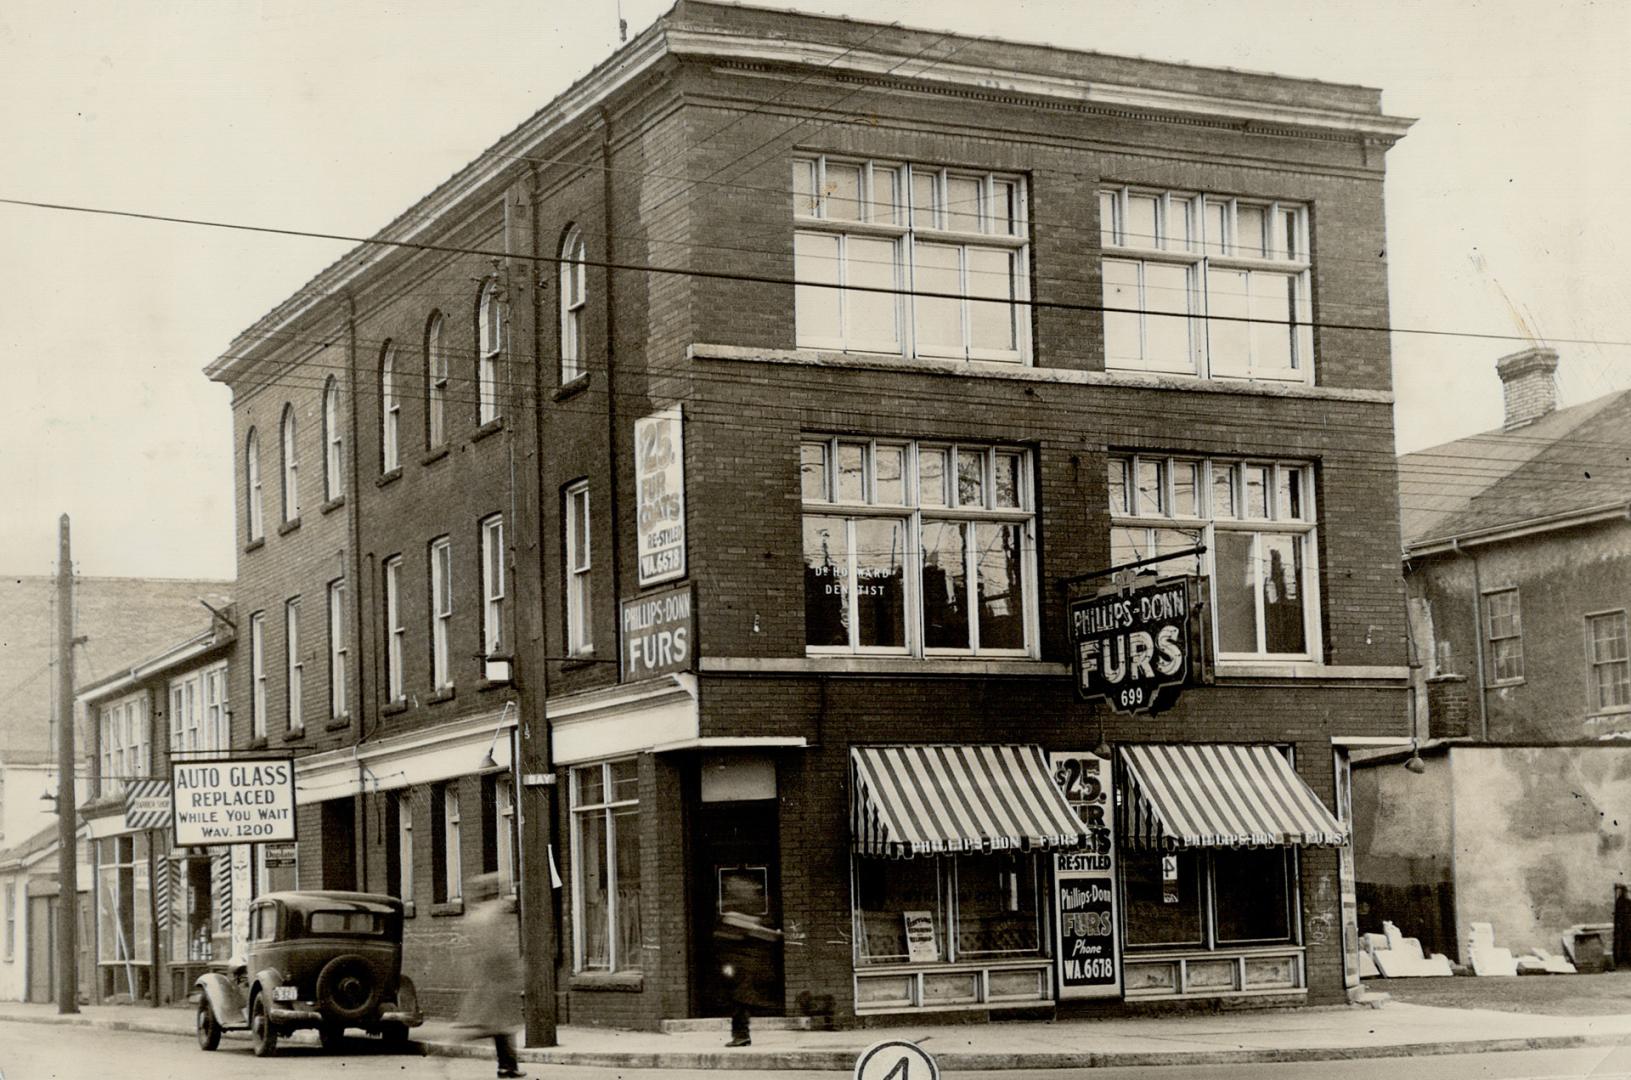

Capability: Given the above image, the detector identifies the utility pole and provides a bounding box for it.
[55,514,79,1014]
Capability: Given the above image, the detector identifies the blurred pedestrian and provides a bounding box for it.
[458,872,527,1078]
[713,872,780,1047]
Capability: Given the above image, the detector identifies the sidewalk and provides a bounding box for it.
[5,997,1631,1070]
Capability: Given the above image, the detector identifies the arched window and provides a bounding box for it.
[560,228,586,382]
[425,313,447,448]
[280,404,300,523]
[380,344,399,472]
[478,281,501,424]
[323,377,343,500]
[245,428,264,542]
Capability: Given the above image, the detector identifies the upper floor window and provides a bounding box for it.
[801,438,1035,657]
[1108,454,1319,661]
[384,556,405,702]
[566,483,592,656]
[481,515,506,656]
[328,579,348,722]
[169,662,230,756]
[98,693,149,794]
[478,281,501,425]
[285,597,303,732]
[250,611,267,738]
[323,377,343,500]
[793,157,1028,364]
[381,344,400,473]
[245,428,264,542]
[280,404,300,522]
[426,314,448,449]
[560,228,587,383]
[1099,188,1312,382]
[1588,611,1630,712]
[430,537,453,689]
[1485,588,1523,683]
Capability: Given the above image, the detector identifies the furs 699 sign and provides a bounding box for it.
[1071,577,1190,715]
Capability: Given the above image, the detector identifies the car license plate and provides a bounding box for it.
[272,986,298,1002]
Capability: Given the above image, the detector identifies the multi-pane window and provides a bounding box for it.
[1122,847,1295,948]
[566,483,592,656]
[570,759,641,973]
[854,852,1042,966]
[328,579,348,721]
[285,598,303,732]
[170,664,229,757]
[204,664,228,751]
[280,404,300,522]
[445,786,462,902]
[170,676,198,756]
[1108,454,1319,660]
[250,612,267,738]
[426,314,448,448]
[245,428,264,542]
[381,345,400,472]
[98,694,148,794]
[496,774,516,895]
[478,281,501,425]
[560,228,586,382]
[1486,588,1523,683]
[801,438,1035,656]
[1100,188,1313,381]
[384,556,404,702]
[793,156,1029,363]
[1588,611,1629,711]
[394,791,415,908]
[430,537,453,689]
[481,515,506,656]
[323,376,343,500]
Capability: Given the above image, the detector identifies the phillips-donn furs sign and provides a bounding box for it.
[1070,576,1190,714]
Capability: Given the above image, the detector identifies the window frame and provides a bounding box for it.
[569,758,641,973]
[560,228,587,383]
[566,482,592,657]
[1099,186,1314,384]
[381,344,400,473]
[1586,609,1630,713]
[245,428,264,542]
[280,403,300,523]
[328,578,348,722]
[284,597,303,732]
[496,773,517,897]
[250,612,267,738]
[444,785,462,902]
[1119,845,1300,951]
[383,556,404,702]
[323,376,343,500]
[1485,587,1524,684]
[793,156,1031,365]
[425,313,448,449]
[391,789,415,909]
[480,514,506,657]
[98,693,148,794]
[429,537,453,690]
[850,850,1046,967]
[477,281,501,425]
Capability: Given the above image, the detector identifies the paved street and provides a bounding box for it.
[8,1026,1631,1080]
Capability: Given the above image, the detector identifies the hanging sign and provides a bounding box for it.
[635,405,686,586]
[171,757,297,846]
[1070,576,1190,714]
[620,583,694,681]
[1050,751,1121,999]
[124,779,173,831]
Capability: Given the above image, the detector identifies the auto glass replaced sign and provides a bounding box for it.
[1071,576,1189,714]
[171,757,296,845]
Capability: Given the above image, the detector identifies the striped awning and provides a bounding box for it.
[851,745,1091,858]
[1119,744,1347,849]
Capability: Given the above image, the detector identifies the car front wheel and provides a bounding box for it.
[196,1000,221,1052]
[250,995,279,1058]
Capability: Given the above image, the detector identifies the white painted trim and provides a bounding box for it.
[650,735,809,754]
[294,703,518,803]
[688,344,1394,404]
[1215,663,1408,681]
[550,675,699,765]
[702,656,1069,676]
[1330,736,1414,747]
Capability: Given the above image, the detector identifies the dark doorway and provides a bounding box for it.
[320,798,357,891]
[693,798,783,1017]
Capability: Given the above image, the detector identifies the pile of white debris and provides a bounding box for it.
[1361,919,1607,977]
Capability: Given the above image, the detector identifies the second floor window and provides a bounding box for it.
[1589,611,1630,712]
[245,428,264,542]
[566,483,592,656]
[481,515,506,655]
[381,345,400,472]
[793,156,1028,364]
[384,556,404,702]
[1486,588,1523,683]
[1099,187,1313,382]
[99,694,148,793]
[426,314,448,448]
[285,597,303,731]
[170,663,230,756]
[478,281,501,425]
[1109,454,1318,661]
[250,611,267,738]
[328,579,348,721]
[430,537,453,689]
[802,438,1035,657]
[323,376,343,500]
[280,404,300,522]
[560,228,586,382]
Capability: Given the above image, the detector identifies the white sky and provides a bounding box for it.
[2,0,1626,579]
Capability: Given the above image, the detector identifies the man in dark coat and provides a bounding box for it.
[713,874,780,1047]
[458,872,526,1078]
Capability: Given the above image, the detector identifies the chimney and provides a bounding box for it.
[1496,346,1559,429]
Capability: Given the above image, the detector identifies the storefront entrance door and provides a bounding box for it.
[27,895,53,1003]
[693,799,783,1017]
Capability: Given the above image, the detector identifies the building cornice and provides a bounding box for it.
[77,627,232,707]
[1406,501,1631,559]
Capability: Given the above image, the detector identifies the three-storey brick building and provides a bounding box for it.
[208,1,1412,1030]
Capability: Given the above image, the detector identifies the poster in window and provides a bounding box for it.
[1050,751,1121,998]
[903,910,939,963]
[634,406,686,586]
[1162,854,1179,904]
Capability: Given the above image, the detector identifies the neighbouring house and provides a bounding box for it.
[1354,348,1631,962]
[0,822,92,1004]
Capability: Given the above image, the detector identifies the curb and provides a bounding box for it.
[0,1011,1623,1070]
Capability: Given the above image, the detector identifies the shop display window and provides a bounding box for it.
[1121,847,1295,949]
[853,852,1043,966]
[570,758,642,973]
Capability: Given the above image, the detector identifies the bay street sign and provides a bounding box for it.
[1070,576,1190,714]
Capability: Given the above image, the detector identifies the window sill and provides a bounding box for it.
[402,901,416,919]
[1489,678,1526,688]
[381,699,409,717]
[560,655,598,673]
[478,677,512,693]
[430,900,464,918]
[473,417,505,442]
[281,728,306,743]
[278,517,302,536]
[568,971,643,993]
[553,373,590,402]
[421,446,450,467]
[248,736,269,751]
[376,468,402,489]
[1213,661,1408,681]
[428,687,456,704]
[244,537,266,554]
[701,656,1068,677]
[320,495,346,515]
[325,715,351,732]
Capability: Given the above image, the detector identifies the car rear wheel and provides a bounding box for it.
[250,994,279,1058]
[196,1000,221,1052]
[317,954,381,1024]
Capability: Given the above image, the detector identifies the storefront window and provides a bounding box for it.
[1121,850,1203,947]
[956,853,1041,958]
[169,855,216,962]
[1122,847,1294,948]
[855,856,943,964]
[853,852,1044,966]
[1213,848,1293,944]
[570,758,642,973]
[97,836,152,969]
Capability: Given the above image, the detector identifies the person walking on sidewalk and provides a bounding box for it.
[457,872,527,1078]
[712,874,781,1048]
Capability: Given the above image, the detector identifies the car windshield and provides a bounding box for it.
[307,910,386,935]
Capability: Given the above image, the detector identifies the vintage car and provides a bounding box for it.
[194,890,423,1056]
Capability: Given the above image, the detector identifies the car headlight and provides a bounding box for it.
[272,985,299,1002]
